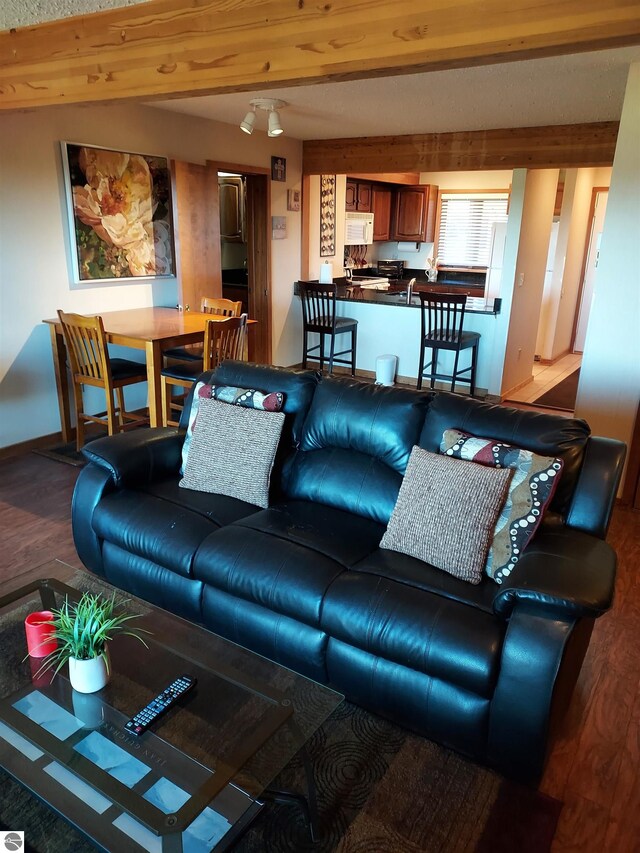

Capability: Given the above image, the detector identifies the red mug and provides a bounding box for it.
[24,610,57,658]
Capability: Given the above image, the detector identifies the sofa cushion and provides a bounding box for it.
[380,448,513,584]
[419,391,590,515]
[192,524,346,628]
[321,571,504,698]
[441,429,564,584]
[349,548,497,614]
[180,398,285,508]
[286,376,431,522]
[234,501,385,567]
[137,478,260,528]
[92,490,219,578]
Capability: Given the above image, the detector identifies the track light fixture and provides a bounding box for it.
[240,98,287,137]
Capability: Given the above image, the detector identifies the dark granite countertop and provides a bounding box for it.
[296,280,500,315]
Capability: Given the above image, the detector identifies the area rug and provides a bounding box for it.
[0,702,561,852]
[533,368,580,411]
[32,441,88,467]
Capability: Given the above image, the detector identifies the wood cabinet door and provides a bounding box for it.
[219,177,244,242]
[345,180,358,211]
[372,186,392,241]
[391,185,438,242]
[356,182,372,212]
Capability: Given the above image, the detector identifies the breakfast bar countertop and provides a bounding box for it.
[296,279,501,315]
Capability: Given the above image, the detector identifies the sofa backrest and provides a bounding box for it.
[285,376,432,523]
[418,391,591,516]
[180,361,320,498]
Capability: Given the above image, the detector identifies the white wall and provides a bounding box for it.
[0,103,302,448]
[501,169,558,395]
[576,62,640,465]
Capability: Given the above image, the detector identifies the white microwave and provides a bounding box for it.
[345,212,374,245]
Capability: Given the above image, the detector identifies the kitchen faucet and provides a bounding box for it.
[406,277,416,304]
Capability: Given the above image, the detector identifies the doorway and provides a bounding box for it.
[210,161,272,365]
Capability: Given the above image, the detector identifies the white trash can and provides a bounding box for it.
[375,354,398,386]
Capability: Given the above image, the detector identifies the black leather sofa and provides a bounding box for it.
[72,361,626,784]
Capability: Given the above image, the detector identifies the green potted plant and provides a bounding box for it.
[39,591,149,693]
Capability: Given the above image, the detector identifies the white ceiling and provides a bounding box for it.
[152,46,640,141]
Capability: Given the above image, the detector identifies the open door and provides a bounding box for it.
[208,161,271,365]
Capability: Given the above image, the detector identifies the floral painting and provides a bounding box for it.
[61,142,175,282]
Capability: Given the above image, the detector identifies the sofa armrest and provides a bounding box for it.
[81,428,184,487]
[566,436,626,538]
[492,530,616,620]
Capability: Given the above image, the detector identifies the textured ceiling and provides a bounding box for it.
[0,0,148,29]
[153,47,640,140]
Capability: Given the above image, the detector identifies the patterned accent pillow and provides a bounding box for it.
[381,447,513,585]
[180,397,285,508]
[181,383,285,474]
[440,429,564,584]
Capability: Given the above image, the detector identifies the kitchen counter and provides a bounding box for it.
[295,279,506,395]
[297,279,499,315]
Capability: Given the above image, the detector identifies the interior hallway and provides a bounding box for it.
[506,353,583,410]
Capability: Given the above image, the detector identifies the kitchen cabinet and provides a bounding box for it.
[391,184,438,242]
[219,176,245,242]
[345,180,372,212]
[371,185,392,241]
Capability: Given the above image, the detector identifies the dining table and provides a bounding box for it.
[44,306,256,440]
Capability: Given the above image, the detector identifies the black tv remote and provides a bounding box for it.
[124,675,197,736]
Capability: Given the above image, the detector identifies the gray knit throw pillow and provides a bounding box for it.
[180,398,285,508]
[381,447,513,584]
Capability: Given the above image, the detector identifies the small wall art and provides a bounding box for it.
[271,157,287,182]
[60,142,175,283]
[320,174,336,257]
[287,189,301,212]
[272,216,287,240]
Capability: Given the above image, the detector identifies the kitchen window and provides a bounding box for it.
[436,193,509,268]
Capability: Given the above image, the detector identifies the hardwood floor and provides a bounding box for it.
[0,452,638,851]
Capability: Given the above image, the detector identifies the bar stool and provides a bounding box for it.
[299,282,358,375]
[416,293,480,395]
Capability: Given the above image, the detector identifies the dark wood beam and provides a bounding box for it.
[302,122,620,174]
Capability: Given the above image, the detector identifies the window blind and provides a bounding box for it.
[437,194,508,268]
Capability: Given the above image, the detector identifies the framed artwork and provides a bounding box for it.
[320,174,336,257]
[271,156,286,182]
[60,142,175,283]
[287,189,301,212]
[272,216,287,240]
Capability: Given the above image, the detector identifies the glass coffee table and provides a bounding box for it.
[0,560,343,852]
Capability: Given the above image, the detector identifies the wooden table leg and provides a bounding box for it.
[49,323,72,444]
[145,339,163,428]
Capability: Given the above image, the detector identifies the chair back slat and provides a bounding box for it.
[57,311,111,385]
[419,293,467,345]
[299,282,337,330]
[203,314,248,370]
[200,297,243,317]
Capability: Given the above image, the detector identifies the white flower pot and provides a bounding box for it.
[69,653,109,693]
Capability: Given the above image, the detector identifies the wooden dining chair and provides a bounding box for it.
[163,297,243,363]
[57,310,148,451]
[299,282,358,375]
[161,314,248,427]
[416,293,481,395]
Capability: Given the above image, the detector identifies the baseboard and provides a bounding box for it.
[287,362,488,396]
[0,431,67,460]
[502,376,534,398]
[536,349,571,366]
